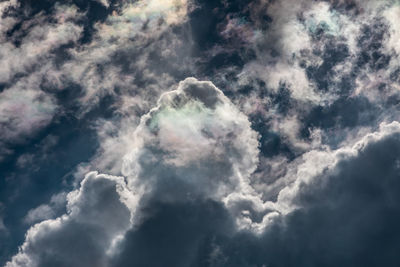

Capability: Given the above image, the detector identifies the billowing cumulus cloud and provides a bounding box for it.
[110,121,400,267]
[123,78,259,192]
[205,130,400,267]
[5,78,261,266]
[11,78,399,267]
[120,78,264,230]
[6,172,135,267]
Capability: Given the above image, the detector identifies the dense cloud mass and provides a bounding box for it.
[112,128,400,267]
[2,0,400,266]
[121,78,263,230]
[6,172,134,267]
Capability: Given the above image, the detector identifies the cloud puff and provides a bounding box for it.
[5,172,135,267]
[0,88,56,143]
[121,78,261,227]
[271,121,400,208]
[23,193,66,225]
[0,86,57,160]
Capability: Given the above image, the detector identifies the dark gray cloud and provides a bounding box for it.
[112,200,234,267]
[221,132,400,267]
[112,130,400,267]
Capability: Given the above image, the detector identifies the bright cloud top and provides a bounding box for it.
[122,78,261,224]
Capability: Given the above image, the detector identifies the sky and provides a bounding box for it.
[1,0,400,266]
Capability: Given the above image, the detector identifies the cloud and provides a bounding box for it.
[0,3,84,161]
[95,0,110,8]
[4,1,400,266]
[232,0,323,103]
[59,0,190,112]
[4,78,260,266]
[84,76,400,237]
[0,0,18,38]
[5,172,136,267]
[0,87,56,143]
[0,4,83,84]
[216,127,400,267]
[0,86,57,160]
[383,4,400,56]
[111,122,400,267]
[23,192,66,225]
[111,199,234,267]
[120,77,262,229]
[256,121,400,218]
[117,79,400,234]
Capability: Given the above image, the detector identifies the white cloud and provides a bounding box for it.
[383,4,400,56]
[235,0,324,104]
[0,5,83,83]
[122,78,260,204]
[23,205,54,225]
[247,121,400,233]
[95,0,110,8]
[58,0,190,112]
[0,4,85,160]
[89,78,400,235]
[5,1,400,265]
[6,172,137,267]
[23,193,67,225]
[0,87,56,143]
[0,0,19,39]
